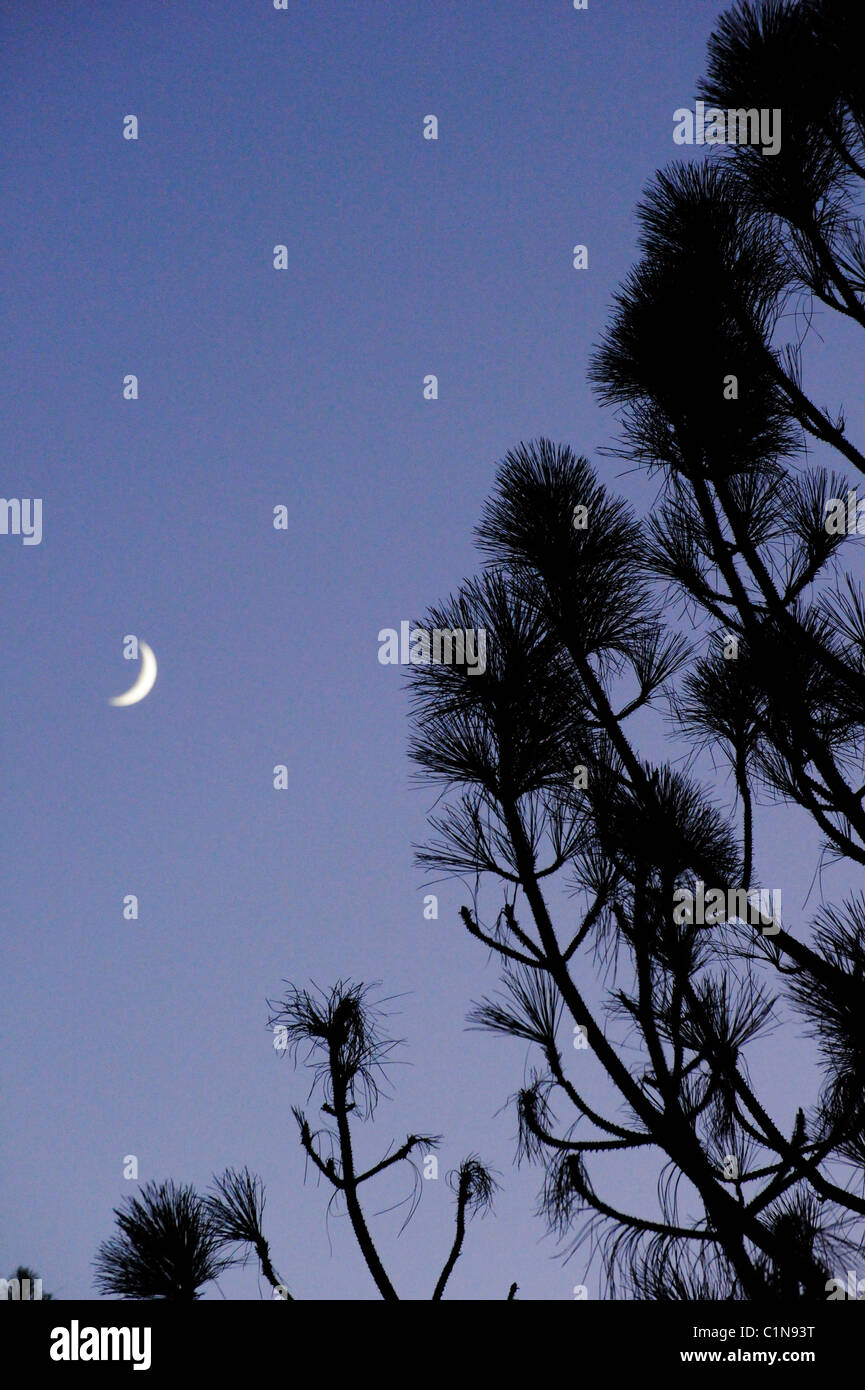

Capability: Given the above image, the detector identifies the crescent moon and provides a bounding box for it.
[109,642,158,706]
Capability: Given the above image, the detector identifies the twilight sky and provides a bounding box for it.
[3,0,863,1301]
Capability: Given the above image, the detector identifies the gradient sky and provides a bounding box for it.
[3,0,864,1301]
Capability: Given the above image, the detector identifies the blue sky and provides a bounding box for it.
[3,0,863,1300]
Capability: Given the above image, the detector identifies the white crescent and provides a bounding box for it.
[109,642,158,706]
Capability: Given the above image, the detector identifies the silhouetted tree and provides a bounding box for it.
[589,0,865,1228]
[403,0,865,1303]
[265,979,500,1300]
[93,1180,234,1301]
[94,981,503,1300]
[408,439,861,1299]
